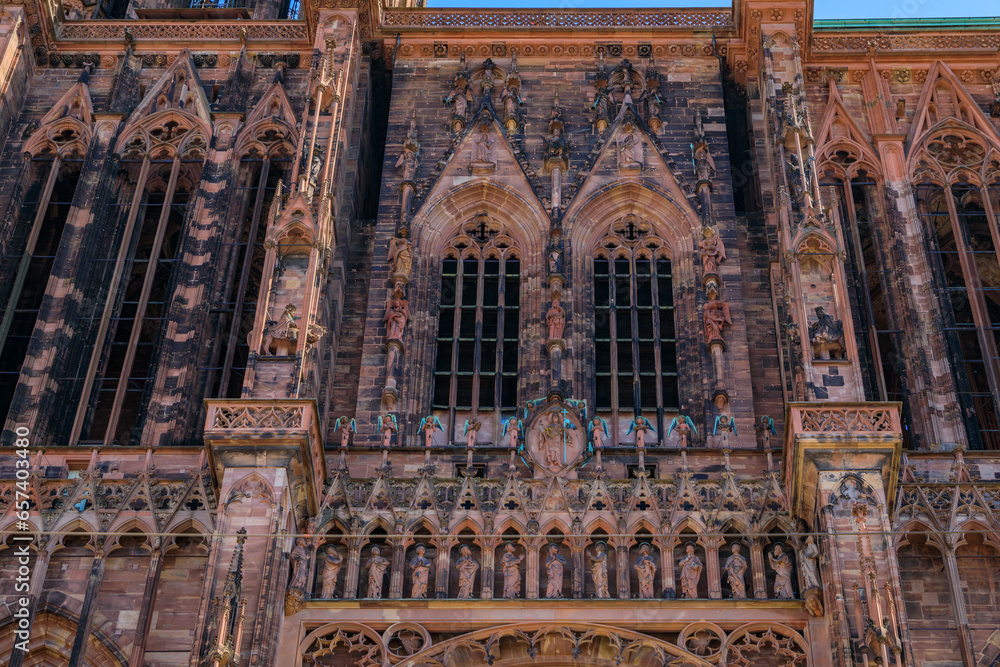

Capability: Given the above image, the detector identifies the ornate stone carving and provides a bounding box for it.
[456,545,479,599]
[365,545,390,599]
[667,415,698,448]
[544,544,566,598]
[724,543,748,599]
[384,289,410,343]
[633,543,657,599]
[679,543,703,599]
[260,303,298,355]
[626,415,655,448]
[500,542,524,598]
[319,545,343,599]
[545,297,565,342]
[526,403,584,472]
[769,543,795,599]
[408,544,432,598]
[588,542,610,598]
[808,306,846,360]
[703,281,731,346]
[382,8,734,29]
[698,226,726,278]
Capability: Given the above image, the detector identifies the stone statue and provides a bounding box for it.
[809,306,846,360]
[703,283,731,345]
[388,234,413,280]
[626,415,655,448]
[544,544,567,598]
[667,415,698,448]
[500,543,525,599]
[724,542,748,599]
[590,416,609,450]
[261,303,298,356]
[633,544,657,599]
[799,536,821,590]
[384,294,410,342]
[444,83,472,121]
[769,543,795,599]
[463,417,482,448]
[542,128,570,161]
[679,543,702,599]
[713,414,737,449]
[546,298,566,341]
[456,545,479,599]
[698,226,726,276]
[319,545,343,598]
[502,416,523,452]
[618,132,638,166]
[501,84,520,120]
[409,544,432,599]
[588,543,610,599]
[334,416,356,448]
[365,545,390,599]
[548,248,562,274]
[377,414,397,448]
[418,415,444,448]
[474,132,495,163]
[288,537,310,591]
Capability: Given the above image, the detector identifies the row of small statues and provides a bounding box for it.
[307,537,820,601]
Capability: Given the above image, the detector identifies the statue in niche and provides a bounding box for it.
[261,303,298,355]
[591,87,611,128]
[388,231,413,280]
[538,410,577,469]
[633,544,658,599]
[799,536,821,590]
[809,306,846,360]
[618,131,639,166]
[724,542,748,599]
[384,290,410,342]
[667,415,698,448]
[769,543,795,599]
[544,544,566,598]
[546,297,566,341]
[500,543,525,599]
[319,545,343,598]
[698,226,726,276]
[626,415,655,448]
[409,544,432,599]
[456,545,479,599]
[703,282,731,345]
[473,130,496,164]
[543,125,571,162]
[307,146,324,192]
[548,247,562,275]
[588,542,610,599]
[365,545,390,599]
[288,537,310,592]
[679,543,703,599]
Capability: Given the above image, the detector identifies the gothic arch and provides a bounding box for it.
[568,181,700,260]
[0,611,127,667]
[395,622,715,667]
[410,180,548,258]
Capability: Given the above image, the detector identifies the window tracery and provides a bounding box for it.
[592,213,677,435]
[432,214,520,442]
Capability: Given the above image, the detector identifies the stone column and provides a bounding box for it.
[749,539,768,599]
[7,543,50,667]
[68,546,107,665]
[705,539,723,599]
[344,541,362,599]
[128,547,164,667]
[480,540,495,599]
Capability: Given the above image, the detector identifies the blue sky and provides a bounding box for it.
[426,0,999,20]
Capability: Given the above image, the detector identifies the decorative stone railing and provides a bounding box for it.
[382,8,734,30]
[788,404,900,435]
[204,399,326,514]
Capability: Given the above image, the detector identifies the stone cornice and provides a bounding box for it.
[811,32,1000,53]
[380,7,734,31]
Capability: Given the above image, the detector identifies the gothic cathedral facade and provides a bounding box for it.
[1,0,999,665]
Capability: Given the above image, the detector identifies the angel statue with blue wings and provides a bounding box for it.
[417,415,444,448]
[334,416,357,449]
[502,416,524,465]
[667,414,697,448]
[377,413,397,449]
[713,414,737,448]
[626,415,655,449]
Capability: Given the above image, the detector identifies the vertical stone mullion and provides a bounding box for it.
[128,548,163,667]
[67,549,107,665]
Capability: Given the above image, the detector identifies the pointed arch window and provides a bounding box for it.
[592,214,678,431]
[0,150,84,421]
[916,142,1000,449]
[820,158,909,420]
[432,215,520,438]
